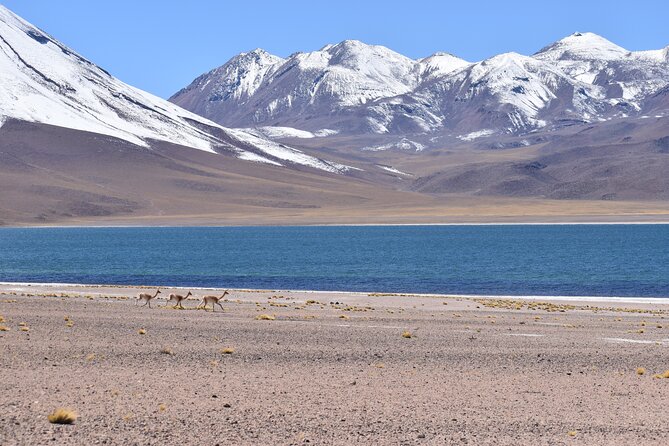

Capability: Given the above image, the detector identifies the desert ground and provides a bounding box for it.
[1,283,669,445]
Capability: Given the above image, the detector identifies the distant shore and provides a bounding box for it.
[4,219,669,229]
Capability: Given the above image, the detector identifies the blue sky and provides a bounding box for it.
[3,0,668,98]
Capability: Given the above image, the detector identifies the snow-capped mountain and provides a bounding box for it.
[0,5,351,173]
[417,52,471,80]
[534,32,669,112]
[171,48,285,122]
[172,33,669,144]
[408,51,609,134]
[171,40,470,132]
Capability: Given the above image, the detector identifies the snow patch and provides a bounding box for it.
[361,138,425,152]
[602,338,668,345]
[377,165,413,176]
[248,126,339,139]
[458,129,495,141]
[236,151,283,166]
[227,128,353,173]
[313,128,339,137]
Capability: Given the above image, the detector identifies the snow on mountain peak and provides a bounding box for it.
[534,32,629,61]
[0,5,220,151]
[635,45,669,63]
[170,30,669,140]
[0,5,357,174]
[418,52,470,80]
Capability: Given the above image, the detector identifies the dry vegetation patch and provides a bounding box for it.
[160,347,175,356]
[48,408,77,425]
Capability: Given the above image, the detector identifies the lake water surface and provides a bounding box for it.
[0,225,667,297]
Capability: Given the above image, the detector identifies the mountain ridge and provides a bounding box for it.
[170,33,669,144]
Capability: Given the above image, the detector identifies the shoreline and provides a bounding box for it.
[3,220,669,229]
[2,281,669,306]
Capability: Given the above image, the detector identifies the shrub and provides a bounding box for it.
[160,347,174,355]
[48,408,77,424]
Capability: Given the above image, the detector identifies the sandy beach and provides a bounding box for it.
[2,283,669,445]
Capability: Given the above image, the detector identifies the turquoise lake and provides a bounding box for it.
[0,225,667,297]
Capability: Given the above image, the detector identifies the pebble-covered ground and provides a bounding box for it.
[1,285,669,445]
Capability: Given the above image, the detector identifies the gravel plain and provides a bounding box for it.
[1,284,669,445]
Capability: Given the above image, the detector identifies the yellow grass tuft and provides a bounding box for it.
[401,330,413,339]
[158,403,166,412]
[339,315,350,320]
[64,316,70,321]
[662,370,669,379]
[636,367,646,376]
[0,326,9,332]
[567,431,577,437]
[86,353,96,362]
[138,328,146,335]
[255,314,275,321]
[66,321,74,328]
[18,322,27,327]
[0,315,4,323]
[221,347,235,355]
[20,326,29,332]
[160,347,174,356]
[48,408,77,425]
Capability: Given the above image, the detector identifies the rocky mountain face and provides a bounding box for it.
[171,33,669,145]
